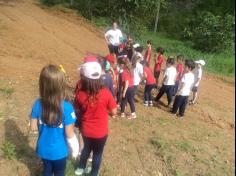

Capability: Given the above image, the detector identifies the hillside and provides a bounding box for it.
[0,0,234,175]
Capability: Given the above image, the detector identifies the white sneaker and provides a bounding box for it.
[74,168,84,176]
[127,113,136,120]
[120,113,125,118]
[84,166,92,174]
[144,101,148,106]
[149,101,153,107]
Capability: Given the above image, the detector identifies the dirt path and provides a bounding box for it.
[0,1,234,176]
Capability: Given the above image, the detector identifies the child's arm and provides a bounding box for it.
[176,82,184,96]
[154,54,157,64]
[110,108,117,117]
[122,80,129,98]
[29,119,38,134]
[194,78,201,86]
[66,124,79,159]
[145,48,151,60]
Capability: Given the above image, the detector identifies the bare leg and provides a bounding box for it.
[79,132,84,154]
[192,92,198,104]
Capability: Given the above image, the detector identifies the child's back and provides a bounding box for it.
[31,99,76,159]
[75,88,116,138]
[30,64,78,176]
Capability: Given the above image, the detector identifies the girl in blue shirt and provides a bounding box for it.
[30,64,79,176]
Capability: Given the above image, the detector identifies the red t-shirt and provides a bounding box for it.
[75,88,116,138]
[144,47,152,64]
[176,63,184,81]
[144,66,155,85]
[121,69,134,87]
[154,54,164,72]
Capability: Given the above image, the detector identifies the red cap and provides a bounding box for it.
[105,54,115,64]
[83,56,97,63]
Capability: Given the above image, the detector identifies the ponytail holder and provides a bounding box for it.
[59,65,66,74]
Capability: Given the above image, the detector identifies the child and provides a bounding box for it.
[125,34,134,61]
[30,64,79,176]
[155,56,177,107]
[154,47,165,87]
[99,57,115,97]
[105,54,117,97]
[131,53,144,100]
[120,57,136,119]
[173,55,184,96]
[171,59,195,118]
[74,57,117,176]
[143,40,152,66]
[189,59,205,105]
[116,57,125,106]
[143,62,156,107]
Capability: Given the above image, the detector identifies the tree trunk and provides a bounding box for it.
[154,0,161,33]
[70,0,73,7]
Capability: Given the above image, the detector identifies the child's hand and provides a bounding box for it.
[122,92,126,98]
[72,150,79,160]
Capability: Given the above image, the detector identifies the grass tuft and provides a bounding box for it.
[1,141,17,160]
[0,87,14,97]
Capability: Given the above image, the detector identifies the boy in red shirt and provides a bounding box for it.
[74,56,117,176]
[154,47,165,88]
[144,40,152,66]
[143,63,156,107]
[173,55,184,96]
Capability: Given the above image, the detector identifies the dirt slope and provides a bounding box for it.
[0,0,234,176]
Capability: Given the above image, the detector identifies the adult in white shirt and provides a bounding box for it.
[155,56,177,106]
[189,59,205,105]
[104,22,123,56]
[172,59,195,118]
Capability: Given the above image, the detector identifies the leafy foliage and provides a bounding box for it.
[183,12,235,52]
[40,0,235,54]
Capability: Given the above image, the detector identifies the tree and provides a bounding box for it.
[154,0,161,33]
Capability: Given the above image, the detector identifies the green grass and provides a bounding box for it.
[65,159,76,176]
[139,32,234,77]
[1,141,17,160]
[175,141,196,153]
[0,87,14,97]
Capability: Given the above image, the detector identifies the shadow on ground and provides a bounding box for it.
[4,119,42,176]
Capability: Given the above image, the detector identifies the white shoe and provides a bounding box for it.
[75,168,84,176]
[120,113,125,118]
[84,166,92,174]
[144,101,149,106]
[149,101,153,107]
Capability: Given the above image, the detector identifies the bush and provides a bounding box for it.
[183,12,235,53]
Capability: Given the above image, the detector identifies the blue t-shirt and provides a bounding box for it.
[31,99,76,160]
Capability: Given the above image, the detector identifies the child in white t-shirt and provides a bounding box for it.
[171,59,195,118]
[155,56,177,106]
[189,59,205,105]
[132,52,144,100]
